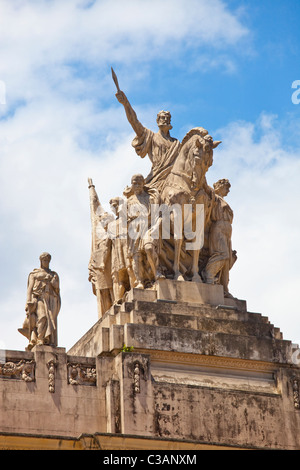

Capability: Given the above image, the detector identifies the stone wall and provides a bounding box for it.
[1,281,300,450]
[0,347,105,438]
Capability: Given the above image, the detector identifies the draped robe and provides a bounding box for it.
[132,129,181,192]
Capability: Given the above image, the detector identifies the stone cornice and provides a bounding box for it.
[133,348,293,373]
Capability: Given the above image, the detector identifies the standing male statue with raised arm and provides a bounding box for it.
[113,69,181,192]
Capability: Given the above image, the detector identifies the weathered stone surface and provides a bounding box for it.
[156,279,224,306]
[1,333,300,449]
[129,309,281,339]
[124,323,292,363]
[153,382,282,446]
[0,346,105,438]
[55,276,300,450]
[68,282,286,363]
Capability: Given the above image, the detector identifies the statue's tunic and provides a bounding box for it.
[108,217,129,275]
[132,129,181,192]
[89,238,113,290]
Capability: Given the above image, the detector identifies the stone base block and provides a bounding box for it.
[223,297,247,312]
[125,287,157,303]
[156,279,224,306]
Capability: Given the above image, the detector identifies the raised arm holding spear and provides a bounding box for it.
[111,67,144,137]
[111,67,180,192]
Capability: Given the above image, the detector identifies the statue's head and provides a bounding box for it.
[156,110,172,131]
[181,128,221,150]
[213,179,231,197]
[39,252,51,262]
[109,196,125,215]
[180,128,222,172]
[131,173,145,195]
[39,252,51,268]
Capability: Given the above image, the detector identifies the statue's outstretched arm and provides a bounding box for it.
[115,90,144,137]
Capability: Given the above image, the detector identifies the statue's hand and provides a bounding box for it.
[25,300,36,314]
[115,90,127,105]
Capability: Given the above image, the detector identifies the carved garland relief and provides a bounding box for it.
[0,360,35,382]
[292,378,300,409]
[47,359,56,393]
[67,363,97,386]
[0,359,97,389]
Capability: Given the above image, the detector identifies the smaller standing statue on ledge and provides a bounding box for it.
[18,253,61,350]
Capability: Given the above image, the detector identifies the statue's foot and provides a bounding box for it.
[174,272,185,282]
[192,273,202,283]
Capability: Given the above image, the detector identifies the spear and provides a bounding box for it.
[111,67,121,93]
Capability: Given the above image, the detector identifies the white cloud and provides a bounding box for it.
[0,0,249,106]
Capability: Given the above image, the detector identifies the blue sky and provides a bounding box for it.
[0,0,300,353]
[103,0,300,139]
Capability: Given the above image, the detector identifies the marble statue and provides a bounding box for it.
[160,127,221,282]
[88,178,114,316]
[202,179,237,297]
[18,252,61,350]
[86,70,237,316]
[109,196,135,303]
[124,173,165,289]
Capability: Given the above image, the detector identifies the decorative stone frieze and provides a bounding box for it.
[67,362,96,386]
[0,359,35,382]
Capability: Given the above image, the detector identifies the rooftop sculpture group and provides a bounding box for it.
[88,70,237,317]
[17,69,237,347]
